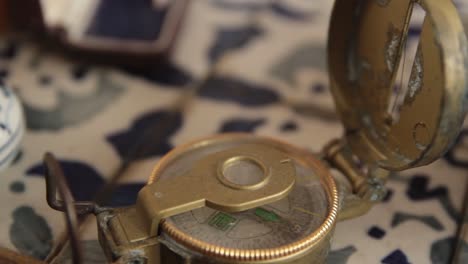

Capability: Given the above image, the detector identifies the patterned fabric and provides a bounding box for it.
[1,1,468,263]
[0,83,23,172]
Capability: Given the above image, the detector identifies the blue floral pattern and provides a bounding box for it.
[0,1,468,263]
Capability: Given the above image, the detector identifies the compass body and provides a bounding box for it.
[154,135,337,263]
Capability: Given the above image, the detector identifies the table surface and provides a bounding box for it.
[1,1,468,263]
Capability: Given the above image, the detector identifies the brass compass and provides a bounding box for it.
[44,0,468,263]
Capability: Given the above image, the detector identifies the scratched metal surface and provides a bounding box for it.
[1,1,468,263]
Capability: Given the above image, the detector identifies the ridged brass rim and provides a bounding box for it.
[148,133,339,262]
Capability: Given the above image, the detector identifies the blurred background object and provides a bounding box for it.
[0,82,24,172]
[0,0,189,67]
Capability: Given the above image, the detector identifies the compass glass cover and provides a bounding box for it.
[155,138,330,249]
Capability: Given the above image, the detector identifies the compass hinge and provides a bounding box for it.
[323,139,388,202]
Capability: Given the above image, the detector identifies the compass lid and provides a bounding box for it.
[327,0,468,170]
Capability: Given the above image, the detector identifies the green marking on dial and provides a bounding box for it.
[255,208,280,222]
[208,212,237,231]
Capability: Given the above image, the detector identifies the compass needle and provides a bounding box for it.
[293,207,323,218]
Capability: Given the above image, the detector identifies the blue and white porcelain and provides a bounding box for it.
[0,82,24,172]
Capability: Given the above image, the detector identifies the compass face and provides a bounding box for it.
[165,171,328,249]
[156,136,330,250]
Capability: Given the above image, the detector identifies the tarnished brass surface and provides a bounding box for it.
[323,139,389,221]
[328,0,468,170]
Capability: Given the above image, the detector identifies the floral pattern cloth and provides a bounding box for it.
[1,0,468,263]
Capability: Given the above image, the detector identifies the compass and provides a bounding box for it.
[43,0,468,263]
[152,135,337,263]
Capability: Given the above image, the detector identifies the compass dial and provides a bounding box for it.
[153,135,331,251]
[165,168,328,249]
